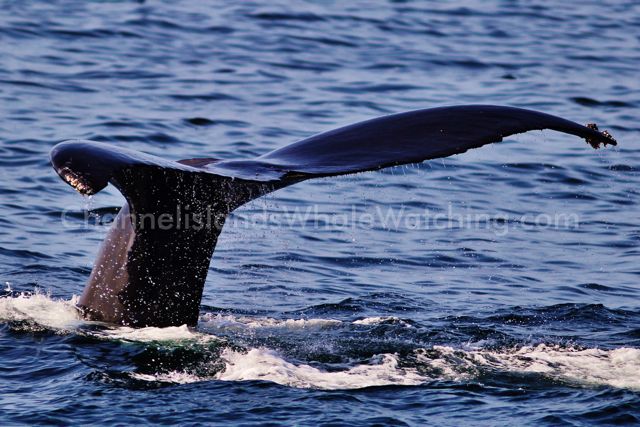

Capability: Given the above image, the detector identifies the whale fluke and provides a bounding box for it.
[50,105,616,327]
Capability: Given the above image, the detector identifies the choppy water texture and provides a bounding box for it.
[1,0,639,425]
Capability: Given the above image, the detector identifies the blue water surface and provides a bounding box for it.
[0,0,639,425]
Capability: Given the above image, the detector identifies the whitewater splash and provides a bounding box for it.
[0,290,82,330]
[1,293,639,391]
[414,345,640,391]
[200,313,343,332]
[127,344,640,391]
[215,348,425,389]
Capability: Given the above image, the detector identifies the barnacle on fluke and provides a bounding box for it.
[59,167,96,196]
[586,123,617,149]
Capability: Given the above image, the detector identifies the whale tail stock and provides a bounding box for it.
[50,105,616,327]
[50,142,279,327]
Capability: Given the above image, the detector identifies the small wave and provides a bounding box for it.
[570,97,631,108]
[248,12,326,22]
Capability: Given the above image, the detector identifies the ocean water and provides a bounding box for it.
[0,0,639,425]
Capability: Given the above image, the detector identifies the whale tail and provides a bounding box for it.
[50,105,616,327]
[51,142,280,327]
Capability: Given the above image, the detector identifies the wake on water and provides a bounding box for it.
[1,291,639,391]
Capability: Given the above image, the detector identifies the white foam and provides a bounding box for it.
[0,291,82,330]
[170,344,639,390]
[353,316,412,327]
[216,348,426,390]
[0,293,216,343]
[200,313,342,332]
[95,324,207,343]
[2,295,638,390]
[130,371,201,384]
[418,344,640,390]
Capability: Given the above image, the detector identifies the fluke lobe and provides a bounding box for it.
[50,105,617,327]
